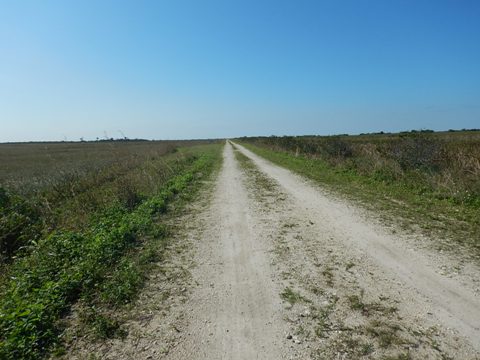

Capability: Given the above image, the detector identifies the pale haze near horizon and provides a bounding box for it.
[1,1,479,142]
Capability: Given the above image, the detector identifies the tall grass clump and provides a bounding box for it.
[0,188,41,264]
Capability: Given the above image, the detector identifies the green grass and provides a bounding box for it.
[280,287,310,305]
[0,143,223,360]
[0,141,217,264]
[237,140,480,258]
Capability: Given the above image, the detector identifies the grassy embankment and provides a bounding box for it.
[0,140,222,359]
[237,131,480,257]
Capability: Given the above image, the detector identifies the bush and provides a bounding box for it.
[323,137,353,158]
[389,135,444,172]
[0,188,41,262]
[115,178,144,210]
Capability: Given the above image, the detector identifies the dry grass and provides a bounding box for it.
[0,140,212,195]
[0,140,217,263]
[238,131,480,206]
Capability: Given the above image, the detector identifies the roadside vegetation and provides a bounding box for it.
[236,130,480,257]
[0,140,222,359]
[234,144,458,359]
[0,140,213,264]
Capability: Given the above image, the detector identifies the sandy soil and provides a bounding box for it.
[164,139,299,360]
[65,141,479,359]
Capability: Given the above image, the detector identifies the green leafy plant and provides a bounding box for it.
[0,145,222,360]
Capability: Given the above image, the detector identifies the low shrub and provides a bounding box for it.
[0,188,41,262]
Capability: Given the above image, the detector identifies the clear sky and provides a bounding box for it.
[1,0,479,142]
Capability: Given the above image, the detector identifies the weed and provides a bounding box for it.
[321,266,334,286]
[382,353,412,360]
[101,258,144,305]
[314,309,332,338]
[80,307,126,339]
[280,287,309,305]
[348,294,365,311]
[0,188,41,262]
[347,291,397,317]
[360,342,375,355]
[365,320,404,348]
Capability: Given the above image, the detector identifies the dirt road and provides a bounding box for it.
[164,141,480,359]
[165,140,293,359]
[71,141,479,359]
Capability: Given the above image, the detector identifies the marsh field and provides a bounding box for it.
[1,131,479,360]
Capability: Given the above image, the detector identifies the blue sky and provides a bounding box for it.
[1,0,479,141]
